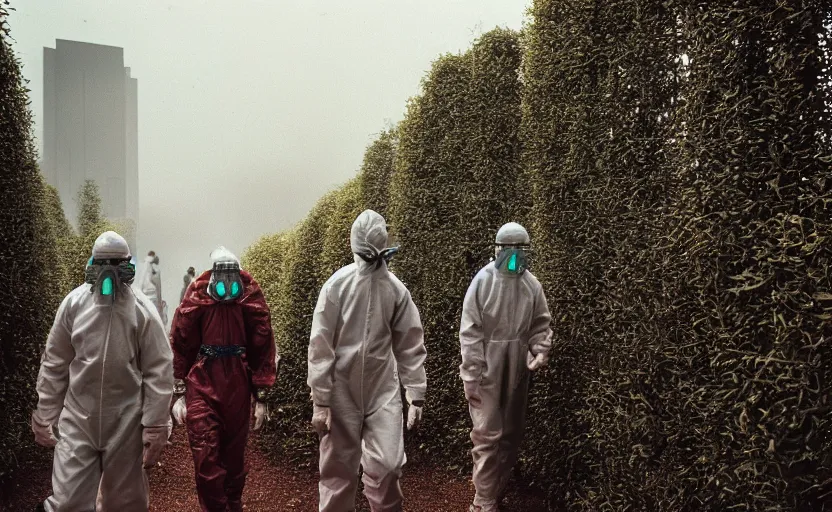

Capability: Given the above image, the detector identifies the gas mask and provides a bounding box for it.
[208,260,244,302]
[494,245,530,275]
[85,258,136,300]
[357,246,399,270]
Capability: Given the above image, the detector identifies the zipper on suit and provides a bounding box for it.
[99,304,115,448]
[360,278,375,413]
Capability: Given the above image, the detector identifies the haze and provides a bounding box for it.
[9,0,528,319]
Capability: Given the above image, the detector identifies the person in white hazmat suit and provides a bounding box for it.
[308,209,427,512]
[137,250,163,319]
[460,223,553,512]
[31,231,174,512]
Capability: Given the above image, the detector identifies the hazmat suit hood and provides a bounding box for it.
[210,246,241,266]
[351,210,397,273]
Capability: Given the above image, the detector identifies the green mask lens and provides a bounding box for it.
[495,247,529,274]
[101,276,114,295]
[508,253,518,272]
[231,281,240,297]
[216,281,227,297]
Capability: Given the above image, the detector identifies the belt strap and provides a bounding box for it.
[199,344,246,358]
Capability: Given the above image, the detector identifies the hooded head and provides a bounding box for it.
[351,210,398,271]
[210,246,240,266]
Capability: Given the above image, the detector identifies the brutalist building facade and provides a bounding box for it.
[42,39,138,249]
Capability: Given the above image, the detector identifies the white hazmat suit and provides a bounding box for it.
[32,232,174,512]
[137,253,163,318]
[308,210,427,512]
[460,223,553,512]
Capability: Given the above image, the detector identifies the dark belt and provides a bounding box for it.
[199,344,246,358]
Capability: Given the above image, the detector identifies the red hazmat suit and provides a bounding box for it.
[170,270,276,512]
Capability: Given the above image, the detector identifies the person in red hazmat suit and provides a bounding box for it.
[32,231,173,512]
[169,246,276,512]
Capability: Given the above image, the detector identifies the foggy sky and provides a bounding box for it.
[10,0,528,320]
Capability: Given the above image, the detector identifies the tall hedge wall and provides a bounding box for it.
[388,52,476,464]
[252,192,340,461]
[462,28,524,275]
[0,7,128,481]
[320,177,364,281]
[359,131,397,220]
[0,12,58,480]
[521,0,832,509]
[658,3,832,509]
[241,10,831,509]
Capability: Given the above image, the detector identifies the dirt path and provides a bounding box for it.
[2,428,545,511]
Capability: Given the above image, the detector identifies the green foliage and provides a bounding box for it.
[64,180,114,289]
[389,52,475,465]
[462,28,524,278]
[0,19,57,479]
[41,184,77,298]
[655,3,832,509]
[521,0,832,509]
[320,177,364,280]
[0,9,119,480]
[242,8,830,510]
[359,130,397,219]
[521,1,680,506]
[243,191,341,462]
[77,179,104,238]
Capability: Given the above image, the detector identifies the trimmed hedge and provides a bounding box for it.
[521,1,681,506]
[463,27,524,250]
[249,191,341,462]
[41,184,77,298]
[359,130,397,220]
[655,3,832,509]
[320,177,364,282]
[0,10,119,479]
[389,52,475,465]
[522,0,832,509]
[242,9,831,509]
[0,12,58,479]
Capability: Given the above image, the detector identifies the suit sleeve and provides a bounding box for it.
[170,303,203,381]
[459,278,486,383]
[242,286,277,389]
[529,282,553,356]
[139,304,174,427]
[391,289,427,402]
[35,294,75,424]
[307,283,339,407]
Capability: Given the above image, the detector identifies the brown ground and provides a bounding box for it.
[1,428,546,511]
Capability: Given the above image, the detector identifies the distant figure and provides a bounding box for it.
[161,300,169,327]
[180,266,196,303]
[138,250,163,317]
